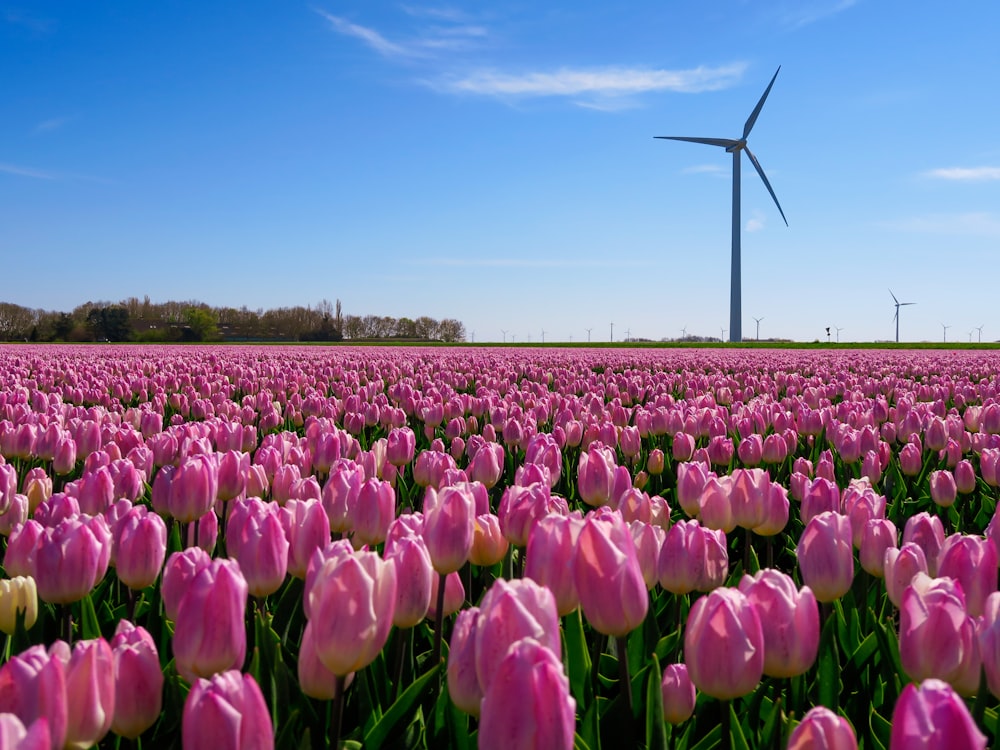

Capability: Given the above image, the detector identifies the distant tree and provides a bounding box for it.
[85,306,131,341]
[438,318,467,343]
[184,307,219,341]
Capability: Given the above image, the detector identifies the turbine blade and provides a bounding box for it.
[744,147,788,226]
[654,136,739,148]
[901,302,916,306]
[743,66,781,139]
[889,289,899,304]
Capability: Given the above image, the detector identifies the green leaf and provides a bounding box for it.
[580,695,602,750]
[564,609,593,707]
[870,708,892,750]
[363,663,440,749]
[644,655,667,750]
[79,593,101,640]
[759,694,783,749]
[818,612,841,712]
[729,702,751,750]
[574,732,595,750]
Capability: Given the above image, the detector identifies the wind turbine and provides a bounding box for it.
[586,327,593,343]
[753,316,764,341]
[835,326,844,343]
[941,323,950,343]
[889,289,915,343]
[500,329,507,344]
[657,67,788,343]
[977,325,985,343]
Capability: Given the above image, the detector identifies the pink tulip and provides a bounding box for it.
[903,512,946,577]
[467,441,504,489]
[478,638,575,750]
[737,435,763,466]
[698,475,736,533]
[646,448,665,476]
[172,558,248,683]
[738,569,819,678]
[474,578,561,695]
[524,513,583,616]
[423,485,476,575]
[321,461,364,534]
[50,637,115,749]
[660,663,696,724]
[497,481,569,547]
[0,492,29,537]
[385,427,416,467]
[52,436,78,476]
[34,516,111,605]
[787,706,858,750]
[955,460,977,494]
[349,477,396,548]
[729,468,769,530]
[447,607,484,716]
[937,533,998,617]
[884,543,930,609]
[859,519,897,578]
[658,519,728,594]
[297,621,347,701]
[278,497,330,580]
[216,450,249,502]
[889,679,986,750]
[426,570,465,620]
[0,643,67,750]
[801,477,841,526]
[899,442,923,477]
[383,534,433,628]
[166,454,218,524]
[573,508,648,637]
[110,620,164,739]
[182,671,274,750]
[578,443,616,507]
[630,521,665,590]
[4,518,43,578]
[899,573,979,689]
[113,506,168,591]
[683,587,764,700]
[307,547,396,676]
[470,513,509,567]
[929,470,958,508]
[231,504,289,598]
[0,715,51,750]
[753,481,789,536]
[796,511,854,603]
[977,592,1000,699]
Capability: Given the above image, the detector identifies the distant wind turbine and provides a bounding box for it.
[586,327,593,343]
[977,325,985,343]
[889,289,915,343]
[720,327,727,342]
[657,67,788,343]
[941,323,950,343]
[835,326,844,343]
[680,326,688,339]
[500,329,507,344]
[753,316,764,341]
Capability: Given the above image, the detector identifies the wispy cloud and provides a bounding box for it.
[315,10,411,58]
[781,0,858,29]
[0,162,57,179]
[924,167,1000,182]
[438,63,746,99]
[683,164,727,176]
[315,7,486,58]
[883,212,1000,238]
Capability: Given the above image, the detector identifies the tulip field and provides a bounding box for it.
[4,344,1000,749]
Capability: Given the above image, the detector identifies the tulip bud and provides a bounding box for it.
[660,663,696,724]
[447,607,484,716]
[0,575,39,635]
[738,569,819,678]
[182,671,274,750]
[50,637,115,749]
[889,679,986,749]
[0,643,68,749]
[788,706,858,750]
[683,587,764,700]
[111,620,164,739]
[796,511,854,603]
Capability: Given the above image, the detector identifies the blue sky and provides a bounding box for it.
[2,1,998,343]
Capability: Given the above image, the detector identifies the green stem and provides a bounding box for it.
[431,572,447,670]
[330,674,347,749]
[721,699,731,750]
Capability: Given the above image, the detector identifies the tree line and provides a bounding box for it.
[0,298,467,344]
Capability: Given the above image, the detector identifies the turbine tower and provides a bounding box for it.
[889,289,915,343]
[657,67,788,343]
[753,316,764,341]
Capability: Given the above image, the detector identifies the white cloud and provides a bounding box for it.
[315,10,413,58]
[439,63,746,99]
[683,164,727,176]
[924,167,1000,182]
[781,0,858,29]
